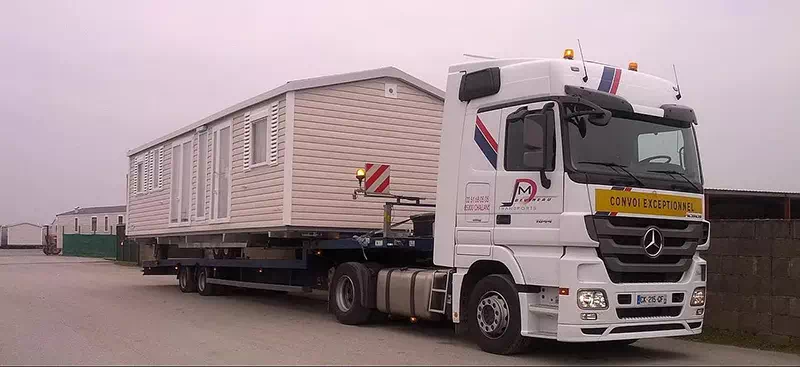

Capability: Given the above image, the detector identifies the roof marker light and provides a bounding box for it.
[563,49,575,60]
[628,62,638,72]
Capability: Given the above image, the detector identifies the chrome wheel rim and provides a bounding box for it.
[335,275,355,312]
[476,291,510,339]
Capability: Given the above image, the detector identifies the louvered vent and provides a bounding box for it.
[243,112,252,171]
[130,158,137,195]
[269,102,279,165]
[157,146,164,189]
[148,150,155,191]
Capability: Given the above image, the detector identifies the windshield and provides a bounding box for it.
[565,108,702,192]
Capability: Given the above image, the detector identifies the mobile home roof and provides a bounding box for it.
[55,205,127,216]
[127,66,444,156]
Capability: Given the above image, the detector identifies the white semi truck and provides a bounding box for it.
[138,51,708,355]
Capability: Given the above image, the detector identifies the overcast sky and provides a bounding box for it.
[1,0,798,225]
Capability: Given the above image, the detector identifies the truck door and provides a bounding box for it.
[454,108,502,264]
[493,101,564,276]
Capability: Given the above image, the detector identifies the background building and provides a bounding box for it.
[705,188,800,219]
[54,206,126,249]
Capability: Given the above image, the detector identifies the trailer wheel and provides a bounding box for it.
[178,266,197,293]
[468,274,529,355]
[196,267,217,296]
[330,263,371,325]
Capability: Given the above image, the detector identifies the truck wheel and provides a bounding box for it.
[196,267,217,296]
[178,266,197,293]
[468,274,530,355]
[330,263,371,325]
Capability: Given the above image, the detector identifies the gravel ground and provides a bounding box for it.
[1,249,799,366]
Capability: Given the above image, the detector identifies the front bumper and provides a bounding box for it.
[519,248,706,342]
[557,319,702,342]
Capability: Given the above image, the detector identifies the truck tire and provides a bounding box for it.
[468,274,530,355]
[178,266,197,293]
[330,263,372,325]
[196,267,217,296]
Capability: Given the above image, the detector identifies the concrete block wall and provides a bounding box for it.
[705,220,800,343]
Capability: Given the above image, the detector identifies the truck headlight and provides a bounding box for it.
[577,289,608,310]
[691,287,706,306]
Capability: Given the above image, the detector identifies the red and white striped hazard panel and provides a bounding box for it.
[364,163,390,194]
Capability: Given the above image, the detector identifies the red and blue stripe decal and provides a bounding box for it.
[474,116,498,168]
[598,66,622,95]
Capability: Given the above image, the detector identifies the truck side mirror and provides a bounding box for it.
[522,113,548,170]
[588,109,611,126]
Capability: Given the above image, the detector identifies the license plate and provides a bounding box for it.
[636,294,668,306]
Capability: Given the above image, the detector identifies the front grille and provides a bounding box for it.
[589,215,703,284]
[610,323,685,334]
[688,322,702,329]
[609,271,683,283]
[606,216,692,230]
[616,306,682,319]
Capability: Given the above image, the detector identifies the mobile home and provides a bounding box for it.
[126,67,444,239]
[2,222,43,248]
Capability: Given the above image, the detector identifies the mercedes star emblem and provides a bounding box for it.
[642,227,664,258]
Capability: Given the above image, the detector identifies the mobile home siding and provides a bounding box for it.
[228,98,286,226]
[291,78,442,229]
[127,96,286,236]
[127,146,172,234]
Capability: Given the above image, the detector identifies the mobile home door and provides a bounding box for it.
[211,122,232,220]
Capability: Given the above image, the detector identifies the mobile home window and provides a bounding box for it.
[91,217,97,233]
[104,216,109,232]
[151,148,160,191]
[136,161,144,193]
[196,131,208,218]
[251,118,267,165]
[170,140,193,224]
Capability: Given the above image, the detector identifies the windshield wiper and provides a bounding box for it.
[648,169,701,192]
[577,161,644,187]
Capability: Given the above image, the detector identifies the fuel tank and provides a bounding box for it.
[376,268,445,321]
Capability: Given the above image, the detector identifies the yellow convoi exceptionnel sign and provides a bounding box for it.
[595,188,703,217]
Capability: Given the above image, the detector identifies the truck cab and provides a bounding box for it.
[435,53,708,350]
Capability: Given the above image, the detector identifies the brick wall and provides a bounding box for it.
[705,220,800,343]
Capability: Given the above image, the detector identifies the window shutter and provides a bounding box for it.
[243,112,252,171]
[157,146,164,188]
[269,102,279,165]
[131,158,138,195]
[148,150,155,191]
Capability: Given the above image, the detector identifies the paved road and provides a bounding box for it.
[1,249,799,365]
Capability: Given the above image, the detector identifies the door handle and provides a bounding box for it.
[496,215,511,225]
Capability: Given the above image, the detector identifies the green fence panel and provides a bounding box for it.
[63,234,117,258]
